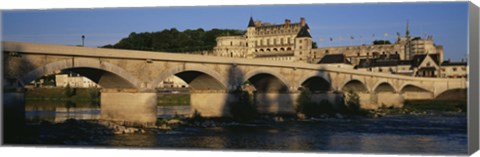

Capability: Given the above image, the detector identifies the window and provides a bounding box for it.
[453,67,457,71]
[230,41,233,46]
[267,39,270,45]
[299,40,302,43]
[426,63,431,66]
[274,39,277,45]
[441,68,445,72]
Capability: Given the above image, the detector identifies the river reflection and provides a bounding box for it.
[25,101,191,123]
[23,101,467,154]
[25,101,100,123]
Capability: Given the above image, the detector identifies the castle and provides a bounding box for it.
[214,17,312,62]
[213,17,467,78]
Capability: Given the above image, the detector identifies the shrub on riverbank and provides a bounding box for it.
[296,88,369,118]
[157,93,190,106]
[230,90,257,121]
[403,100,466,112]
[26,87,100,102]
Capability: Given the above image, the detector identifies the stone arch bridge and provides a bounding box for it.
[3,42,467,124]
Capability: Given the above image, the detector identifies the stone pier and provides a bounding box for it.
[100,89,157,126]
[255,93,296,115]
[190,90,237,117]
[3,90,26,137]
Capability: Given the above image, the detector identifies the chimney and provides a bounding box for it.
[300,17,306,26]
[284,19,291,25]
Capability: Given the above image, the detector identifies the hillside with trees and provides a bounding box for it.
[102,28,245,52]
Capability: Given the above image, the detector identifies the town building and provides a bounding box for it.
[157,76,189,88]
[440,60,468,78]
[55,74,99,88]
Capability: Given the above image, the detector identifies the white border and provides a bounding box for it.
[1,0,478,157]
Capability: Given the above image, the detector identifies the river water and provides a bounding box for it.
[24,101,467,155]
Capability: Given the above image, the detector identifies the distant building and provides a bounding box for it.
[214,17,466,78]
[440,60,468,78]
[55,74,99,88]
[157,76,189,88]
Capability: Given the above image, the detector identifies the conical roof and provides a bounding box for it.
[248,17,255,27]
[296,26,312,38]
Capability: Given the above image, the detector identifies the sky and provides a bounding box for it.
[1,2,469,61]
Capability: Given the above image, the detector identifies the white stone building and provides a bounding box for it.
[55,74,99,88]
[214,17,312,62]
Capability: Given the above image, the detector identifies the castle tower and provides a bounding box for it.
[294,25,312,62]
[405,20,413,60]
[246,16,256,58]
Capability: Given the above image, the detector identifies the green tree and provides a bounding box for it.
[296,87,321,117]
[103,28,245,53]
[230,90,257,121]
[64,84,76,97]
[312,41,318,48]
[344,90,361,114]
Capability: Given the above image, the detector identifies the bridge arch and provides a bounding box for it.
[243,68,290,93]
[372,82,397,93]
[399,83,432,93]
[341,79,369,93]
[21,58,141,88]
[299,71,331,92]
[434,88,467,100]
[399,83,434,100]
[152,64,227,90]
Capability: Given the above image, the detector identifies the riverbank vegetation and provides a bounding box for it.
[157,93,190,106]
[102,28,245,53]
[25,87,100,102]
[296,88,370,118]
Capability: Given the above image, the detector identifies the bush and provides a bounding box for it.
[64,84,76,97]
[344,90,361,113]
[87,88,100,100]
[230,90,257,121]
[296,87,323,117]
[192,110,204,121]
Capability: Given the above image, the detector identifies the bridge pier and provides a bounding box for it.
[100,89,157,126]
[3,89,26,140]
[255,92,296,115]
[190,90,237,117]
[374,93,404,108]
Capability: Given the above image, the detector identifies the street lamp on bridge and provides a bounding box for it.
[81,35,85,47]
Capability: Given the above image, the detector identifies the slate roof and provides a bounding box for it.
[411,54,440,67]
[248,17,255,27]
[296,26,312,38]
[441,61,467,66]
[318,54,351,64]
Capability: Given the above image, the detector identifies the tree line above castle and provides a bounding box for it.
[102,28,245,52]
